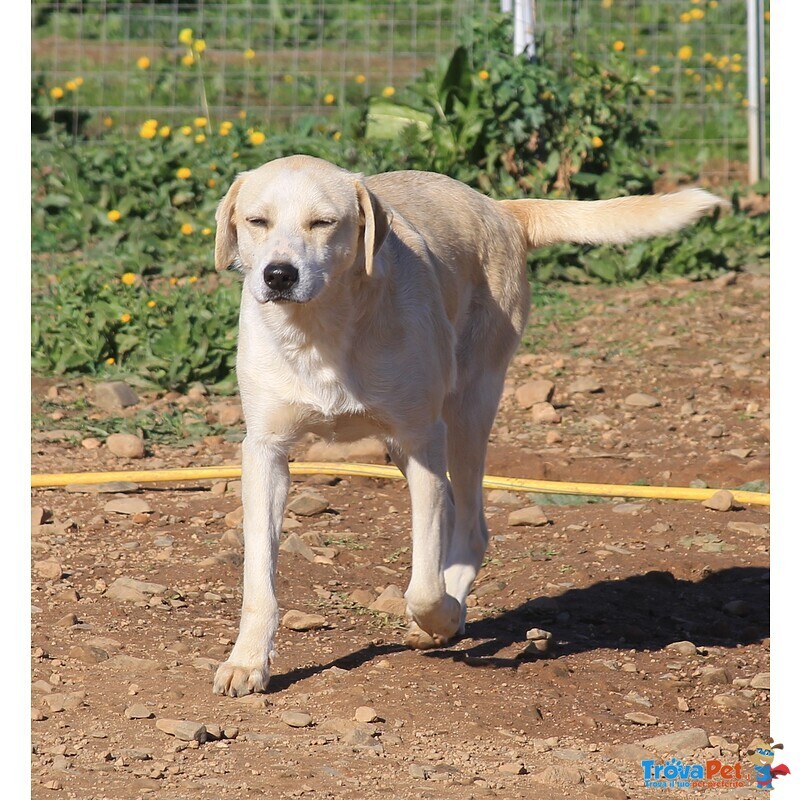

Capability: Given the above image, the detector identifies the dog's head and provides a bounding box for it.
[214,155,392,304]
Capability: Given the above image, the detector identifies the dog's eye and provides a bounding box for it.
[310,218,336,229]
[246,217,269,227]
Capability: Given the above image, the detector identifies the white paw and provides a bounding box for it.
[405,593,462,648]
[213,659,270,697]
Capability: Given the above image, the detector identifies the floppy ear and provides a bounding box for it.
[355,180,393,276]
[214,174,246,271]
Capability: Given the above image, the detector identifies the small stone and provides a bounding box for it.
[94,381,139,411]
[727,521,768,538]
[216,404,242,426]
[487,490,524,506]
[106,576,167,596]
[585,785,628,800]
[499,761,526,775]
[56,613,79,628]
[707,423,725,438]
[34,560,63,581]
[533,764,584,785]
[125,703,154,719]
[354,706,379,723]
[638,728,709,754]
[281,610,328,631]
[31,506,49,527]
[220,528,244,548]
[625,712,659,725]
[305,437,387,463]
[568,377,603,394]
[65,481,140,494]
[106,433,146,459]
[369,585,408,616]
[703,489,735,511]
[516,380,555,408]
[81,436,102,450]
[104,497,152,515]
[508,505,549,527]
[531,402,561,424]
[625,393,661,408]
[279,532,317,562]
[281,710,313,728]
[699,667,731,685]
[286,492,330,517]
[712,694,751,711]
[155,719,206,741]
[677,697,690,712]
[750,672,770,690]
[665,640,698,656]
[348,589,376,607]
[224,506,244,528]
[43,691,85,712]
[69,645,109,664]
[545,430,562,445]
[42,780,62,791]
[611,503,645,515]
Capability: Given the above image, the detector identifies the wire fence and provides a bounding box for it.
[32,0,769,181]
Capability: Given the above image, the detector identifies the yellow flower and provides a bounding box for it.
[249,131,266,145]
[332,131,342,141]
[121,272,136,285]
[105,357,115,365]
[709,0,718,7]
[181,52,195,67]
[636,47,647,56]
[677,45,693,61]
[649,64,661,74]
[323,93,335,105]
[50,86,64,99]
[120,313,131,323]
[75,77,84,87]
[180,125,192,136]
[147,300,156,308]
[107,209,122,222]
[478,69,489,80]
[178,27,193,46]
[193,39,206,54]
[601,0,613,7]
[176,167,192,179]
[382,86,396,97]
[283,74,294,83]
[159,125,171,138]
[591,135,604,148]
[169,277,178,286]
[679,12,692,23]
[690,9,704,20]
[188,276,198,283]
[139,124,157,140]
[194,133,206,143]
[717,55,730,68]
[207,178,216,188]
[612,40,625,52]
[237,110,247,119]
[65,80,77,91]
[730,63,742,73]
[243,47,255,60]
[194,116,208,128]
[355,74,366,84]
[180,223,194,235]
[137,56,151,70]
[732,53,742,62]
[103,116,114,127]
[646,88,656,97]
[540,90,554,101]
[703,52,714,63]
[201,227,212,236]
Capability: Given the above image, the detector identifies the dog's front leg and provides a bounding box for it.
[401,420,462,650]
[213,436,290,696]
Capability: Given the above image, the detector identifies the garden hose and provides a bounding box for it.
[30,462,770,506]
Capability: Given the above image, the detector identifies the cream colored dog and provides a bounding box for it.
[212,155,721,696]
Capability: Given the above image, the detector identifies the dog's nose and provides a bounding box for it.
[264,262,299,292]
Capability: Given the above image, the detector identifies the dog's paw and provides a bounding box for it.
[213,660,270,697]
[404,593,462,649]
[404,621,451,650]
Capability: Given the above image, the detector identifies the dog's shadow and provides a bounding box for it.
[269,566,768,690]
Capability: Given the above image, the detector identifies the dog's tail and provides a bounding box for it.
[499,189,725,250]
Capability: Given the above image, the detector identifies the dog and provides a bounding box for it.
[211,155,722,696]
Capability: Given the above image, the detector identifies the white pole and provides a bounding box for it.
[746,0,766,183]
[513,0,536,60]
[501,0,512,13]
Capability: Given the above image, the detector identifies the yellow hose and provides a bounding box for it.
[30,461,770,506]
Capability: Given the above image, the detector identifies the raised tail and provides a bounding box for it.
[499,189,725,250]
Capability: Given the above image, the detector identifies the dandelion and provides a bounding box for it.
[120,313,131,323]
[107,209,122,222]
[649,64,661,74]
[731,63,742,73]
[194,133,206,144]
[679,12,692,23]
[591,135,604,148]
[646,88,656,97]
[207,178,216,188]
[137,56,151,70]
[201,227,212,236]
[355,74,366,84]
[189,276,198,283]
[238,110,247,119]
[75,77,84,87]
[65,79,78,91]
[193,39,206,54]
[140,119,158,139]
[283,74,294,83]
[717,55,730,68]
[169,277,178,286]
[382,86,396,97]
[677,45,693,61]
[635,47,647,57]
[323,93,335,105]
[690,9,704,20]
[194,116,208,128]
[50,86,64,99]
[159,125,170,138]
[333,131,342,141]
[219,121,233,136]
[176,167,192,179]
[709,0,718,8]
[478,69,490,80]
[249,130,266,145]
[180,125,192,136]
[612,40,625,52]
[243,47,255,60]
[181,223,194,235]
[181,52,195,67]
[601,0,613,7]
[121,272,136,285]
[540,90,554,101]
[106,357,115,365]
[178,27,193,46]
[732,53,742,62]
[103,116,114,127]
[703,52,714,63]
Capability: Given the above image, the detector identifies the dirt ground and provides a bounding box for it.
[31,271,771,799]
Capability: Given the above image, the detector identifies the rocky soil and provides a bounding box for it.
[31,272,770,799]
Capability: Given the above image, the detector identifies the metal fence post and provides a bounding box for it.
[513,0,536,61]
[747,0,767,183]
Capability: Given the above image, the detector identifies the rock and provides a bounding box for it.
[215,403,242,426]
[727,521,769,538]
[57,613,79,628]
[531,402,561,424]
[280,710,313,728]
[286,492,330,517]
[105,655,162,673]
[713,694,751,711]
[532,764,584,785]
[568,377,603,394]
[81,436,102,449]
[625,712,658,725]
[106,433,146,459]
[34,560,63,580]
[65,481,140,494]
[348,589,376,607]
[155,718,206,741]
[279,532,317,562]
[524,628,554,655]
[515,380,555,408]
[677,697,690,712]
[220,528,244,548]
[42,691,86,712]
[585,785,628,800]
[699,667,731,685]
[703,489,735,511]
[611,503,645,515]
[69,645,109,664]
[104,497,152,515]
[354,706,379,723]
[224,506,244,528]
[665,640,698,656]
[31,506,49,527]
[305,437,387,463]
[94,381,139,411]
[508,505,549,527]
[125,704,154,719]
[104,582,147,603]
[369,585,408,616]
[624,393,661,408]
[106,576,167,597]
[638,728,709,754]
[281,610,328,631]
[707,423,725,438]
[499,761,527,775]
[607,743,653,763]
[750,672,770,689]
[486,490,524,506]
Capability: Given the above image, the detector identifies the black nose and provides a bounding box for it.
[264,262,299,292]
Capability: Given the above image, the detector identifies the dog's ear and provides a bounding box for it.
[355,180,393,276]
[214,174,246,271]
